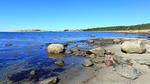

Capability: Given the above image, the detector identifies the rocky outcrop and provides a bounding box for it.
[121,40,146,54]
[86,47,106,57]
[47,44,65,54]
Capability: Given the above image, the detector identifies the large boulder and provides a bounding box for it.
[86,47,106,57]
[115,64,142,80]
[47,44,65,54]
[121,40,146,54]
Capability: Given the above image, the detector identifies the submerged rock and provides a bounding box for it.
[86,47,106,57]
[47,44,65,54]
[82,59,93,67]
[115,64,142,80]
[55,60,64,67]
[5,43,12,46]
[39,77,58,84]
[121,40,146,54]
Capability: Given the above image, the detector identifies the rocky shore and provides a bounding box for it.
[41,37,150,84]
[113,29,150,34]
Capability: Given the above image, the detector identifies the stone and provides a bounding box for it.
[105,50,114,55]
[55,60,64,67]
[105,60,113,67]
[75,44,78,47]
[115,64,142,80]
[47,44,65,54]
[86,47,106,57]
[39,77,58,84]
[70,47,80,52]
[91,34,95,37]
[121,40,146,54]
[30,70,36,76]
[88,54,96,58]
[113,38,121,44]
[113,55,129,64]
[73,51,85,56]
[93,57,105,63]
[82,59,93,67]
[65,50,72,54]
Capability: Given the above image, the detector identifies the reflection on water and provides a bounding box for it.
[48,53,65,58]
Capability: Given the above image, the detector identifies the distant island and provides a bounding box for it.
[3,29,49,32]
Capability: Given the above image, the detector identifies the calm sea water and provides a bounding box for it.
[0,32,149,83]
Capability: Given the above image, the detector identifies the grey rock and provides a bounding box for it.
[93,57,105,63]
[86,47,106,57]
[39,77,58,84]
[82,59,93,67]
[115,64,142,80]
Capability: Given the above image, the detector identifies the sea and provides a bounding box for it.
[0,32,149,84]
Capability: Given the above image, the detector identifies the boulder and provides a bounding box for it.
[86,47,106,57]
[121,40,146,54]
[115,64,142,80]
[82,59,93,67]
[93,57,105,63]
[39,77,58,84]
[73,51,85,56]
[55,60,64,67]
[47,44,65,54]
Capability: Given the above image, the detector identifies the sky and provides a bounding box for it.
[0,0,150,31]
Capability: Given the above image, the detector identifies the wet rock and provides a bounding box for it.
[65,50,72,54]
[39,77,58,84]
[5,43,12,46]
[121,40,146,54]
[105,60,113,67]
[93,57,105,63]
[30,70,37,76]
[86,47,106,57]
[113,55,129,64]
[73,51,85,56]
[91,34,95,37]
[115,64,142,80]
[55,60,64,67]
[82,59,93,67]
[47,44,65,54]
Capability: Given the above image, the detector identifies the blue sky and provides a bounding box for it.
[0,0,150,31]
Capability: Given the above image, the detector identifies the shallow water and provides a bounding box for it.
[0,32,149,83]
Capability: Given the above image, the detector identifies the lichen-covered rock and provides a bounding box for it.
[115,64,142,80]
[47,44,65,54]
[86,47,106,57]
[82,59,93,67]
[121,40,146,54]
[39,77,58,84]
